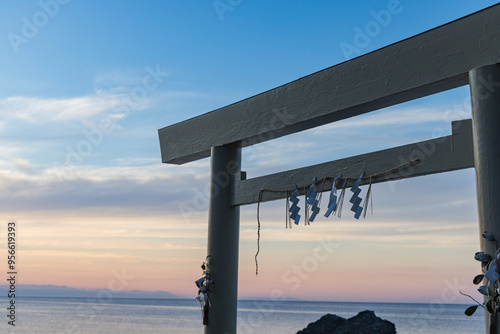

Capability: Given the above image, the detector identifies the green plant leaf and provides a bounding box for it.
[479,286,489,296]
[201,264,206,270]
[482,231,495,241]
[475,252,492,262]
[486,300,495,313]
[474,274,485,285]
[465,305,479,316]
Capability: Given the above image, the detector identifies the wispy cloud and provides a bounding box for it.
[159,243,205,250]
[0,159,204,210]
[22,249,130,259]
[0,92,129,124]
[315,106,470,132]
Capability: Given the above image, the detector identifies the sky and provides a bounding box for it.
[0,0,497,305]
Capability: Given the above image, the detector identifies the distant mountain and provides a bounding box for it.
[239,296,304,302]
[0,284,177,299]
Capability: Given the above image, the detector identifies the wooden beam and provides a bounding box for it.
[231,119,474,206]
[159,4,500,164]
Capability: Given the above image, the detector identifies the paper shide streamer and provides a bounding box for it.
[288,187,301,225]
[349,173,364,220]
[306,178,321,223]
[324,174,341,218]
[254,159,421,275]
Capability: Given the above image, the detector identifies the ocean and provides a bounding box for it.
[0,297,484,333]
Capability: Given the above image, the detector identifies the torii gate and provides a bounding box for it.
[158,5,500,334]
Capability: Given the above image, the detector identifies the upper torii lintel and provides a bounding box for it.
[158,3,500,165]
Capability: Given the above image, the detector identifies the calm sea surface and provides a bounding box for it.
[0,297,484,333]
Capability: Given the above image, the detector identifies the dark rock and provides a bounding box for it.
[296,310,396,334]
[296,314,346,334]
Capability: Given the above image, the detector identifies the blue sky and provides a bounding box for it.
[0,0,497,303]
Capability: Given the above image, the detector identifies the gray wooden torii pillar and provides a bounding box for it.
[206,143,241,333]
[158,5,500,334]
[470,64,500,334]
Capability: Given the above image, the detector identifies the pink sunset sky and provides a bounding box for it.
[0,1,493,306]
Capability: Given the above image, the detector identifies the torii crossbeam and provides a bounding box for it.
[159,4,500,334]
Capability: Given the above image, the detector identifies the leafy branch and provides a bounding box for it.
[464,231,499,317]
